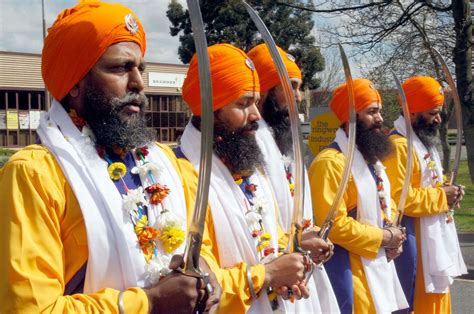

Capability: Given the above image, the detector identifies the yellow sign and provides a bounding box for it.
[308,111,340,156]
[6,111,19,130]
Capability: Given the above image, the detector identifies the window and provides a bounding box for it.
[7,91,17,109]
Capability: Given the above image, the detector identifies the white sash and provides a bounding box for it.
[181,121,286,313]
[335,128,408,313]
[394,116,467,293]
[256,120,340,313]
[37,100,187,293]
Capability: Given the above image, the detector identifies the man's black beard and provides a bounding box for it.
[212,119,264,175]
[262,91,293,156]
[355,120,394,164]
[82,84,155,152]
[412,115,439,148]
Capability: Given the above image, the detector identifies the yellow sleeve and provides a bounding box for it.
[174,155,266,313]
[385,134,448,217]
[0,146,148,313]
[309,149,383,259]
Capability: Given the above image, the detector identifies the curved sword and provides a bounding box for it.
[182,0,214,281]
[318,45,357,241]
[242,1,306,254]
[432,49,463,186]
[432,49,463,220]
[391,71,414,227]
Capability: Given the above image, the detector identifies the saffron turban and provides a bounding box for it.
[42,0,146,101]
[402,76,445,113]
[182,43,260,116]
[330,78,382,122]
[247,43,302,93]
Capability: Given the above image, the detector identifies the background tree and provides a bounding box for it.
[166,0,325,90]
[278,0,473,180]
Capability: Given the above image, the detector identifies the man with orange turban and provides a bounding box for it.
[176,43,335,313]
[385,76,466,313]
[0,1,221,312]
[247,43,340,312]
[309,78,408,313]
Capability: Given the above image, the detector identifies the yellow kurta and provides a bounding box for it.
[0,143,197,313]
[384,133,451,313]
[309,147,387,313]
[177,157,286,313]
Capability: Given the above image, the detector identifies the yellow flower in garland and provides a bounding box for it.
[256,232,272,252]
[135,216,161,263]
[108,162,127,180]
[288,183,295,197]
[427,160,436,170]
[160,226,185,253]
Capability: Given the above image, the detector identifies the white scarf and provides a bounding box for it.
[181,121,285,313]
[335,128,408,313]
[256,120,340,313]
[394,116,467,293]
[37,100,187,293]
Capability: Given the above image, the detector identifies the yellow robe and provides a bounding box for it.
[384,133,451,313]
[0,143,197,313]
[177,157,286,313]
[309,147,388,313]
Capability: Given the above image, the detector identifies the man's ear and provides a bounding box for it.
[69,85,80,98]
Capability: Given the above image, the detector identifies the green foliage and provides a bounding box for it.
[0,148,15,157]
[379,89,400,131]
[166,0,324,89]
[455,160,474,231]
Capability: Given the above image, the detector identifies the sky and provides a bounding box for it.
[0,0,186,64]
[0,0,357,78]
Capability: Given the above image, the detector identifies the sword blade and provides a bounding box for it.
[183,0,214,275]
[391,71,414,226]
[318,45,357,241]
[242,1,305,253]
[432,48,463,185]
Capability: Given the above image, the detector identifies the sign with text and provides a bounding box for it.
[29,111,42,129]
[148,72,186,88]
[6,111,19,130]
[308,108,340,156]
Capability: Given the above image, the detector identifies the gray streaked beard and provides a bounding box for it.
[83,85,155,152]
[412,115,440,149]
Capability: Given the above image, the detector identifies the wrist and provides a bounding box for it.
[382,228,394,247]
[263,263,273,290]
[144,288,158,314]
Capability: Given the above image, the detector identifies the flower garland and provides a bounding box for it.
[373,162,392,226]
[423,153,453,222]
[100,146,186,284]
[282,155,313,231]
[68,110,185,284]
[234,174,275,261]
[282,155,295,197]
[423,153,446,187]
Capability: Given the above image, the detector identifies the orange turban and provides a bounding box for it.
[42,0,146,101]
[182,43,260,116]
[247,43,302,93]
[402,76,444,113]
[330,78,382,122]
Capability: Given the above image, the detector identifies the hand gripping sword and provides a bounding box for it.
[242,1,313,287]
[182,0,214,296]
[432,48,464,221]
[317,45,357,241]
[391,71,414,227]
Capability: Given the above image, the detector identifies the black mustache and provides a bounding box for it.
[242,121,259,132]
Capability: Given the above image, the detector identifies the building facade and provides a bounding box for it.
[0,51,190,147]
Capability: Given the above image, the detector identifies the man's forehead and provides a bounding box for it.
[365,103,382,110]
[240,91,261,99]
[427,105,443,113]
